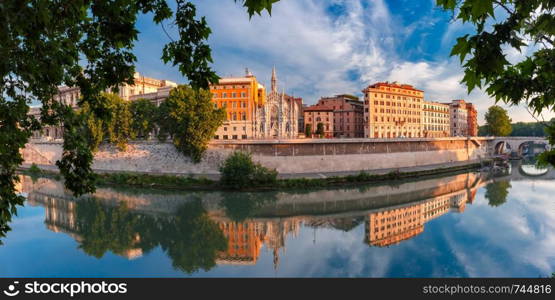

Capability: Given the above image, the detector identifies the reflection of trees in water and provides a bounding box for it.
[75,198,227,274]
[485,181,512,207]
[76,199,140,258]
[157,200,227,274]
[219,192,277,221]
[0,175,25,246]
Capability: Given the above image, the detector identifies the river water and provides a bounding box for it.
[1,161,554,277]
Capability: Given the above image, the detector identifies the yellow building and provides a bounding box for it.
[422,101,450,138]
[362,82,424,138]
[209,70,266,140]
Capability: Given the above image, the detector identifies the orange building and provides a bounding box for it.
[217,221,264,265]
[466,103,478,137]
[362,82,424,138]
[303,105,334,138]
[209,70,266,140]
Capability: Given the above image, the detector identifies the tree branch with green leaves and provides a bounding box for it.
[437,0,555,165]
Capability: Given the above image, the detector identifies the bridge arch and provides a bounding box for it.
[490,137,549,156]
[494,141,511,155]
[518,141,549,156]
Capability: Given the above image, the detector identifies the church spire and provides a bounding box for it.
[271,66,277,93]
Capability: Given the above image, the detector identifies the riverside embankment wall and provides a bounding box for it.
[21,137,492,177]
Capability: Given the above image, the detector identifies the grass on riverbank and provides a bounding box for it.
[275,163,483,189]
[19,162,486,192]
[96,172,215,189]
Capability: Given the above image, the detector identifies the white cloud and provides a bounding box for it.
[137,0,555,123]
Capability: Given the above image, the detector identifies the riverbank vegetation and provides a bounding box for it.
[219,152,278,189]
[20,157,485,192]
[479,118,555,137]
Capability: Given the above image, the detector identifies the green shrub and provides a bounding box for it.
[252,164,278,185]
[28,163,42,175]
[28,163,43,182]
[219,151,277,189]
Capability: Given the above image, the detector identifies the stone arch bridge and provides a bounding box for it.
[488,136,550,155]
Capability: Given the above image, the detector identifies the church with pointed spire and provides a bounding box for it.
[254,67,301,139]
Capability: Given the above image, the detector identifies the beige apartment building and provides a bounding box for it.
[31,72,177,140]
[422,101,450,138]
[446,99,469,137]
[362,82,424,138]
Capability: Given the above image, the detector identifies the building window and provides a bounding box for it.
[214,135,219,139]
[223,135,228,139]
[232,135,238,139]
[242,135,247,139]
[232,92,237,98]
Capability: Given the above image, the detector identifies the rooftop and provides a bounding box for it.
[364,81,424,92]
[304,105,334,112]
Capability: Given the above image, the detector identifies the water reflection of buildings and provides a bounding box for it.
[365,187,475,247]
[216,220,301,269]
[22,177,144,260]
[19,171,485,266]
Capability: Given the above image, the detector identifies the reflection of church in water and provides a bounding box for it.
[216,219,301,270]
[19,171,484,270]
[254,68,300,139]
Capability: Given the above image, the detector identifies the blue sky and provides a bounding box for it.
[131,0,554,124]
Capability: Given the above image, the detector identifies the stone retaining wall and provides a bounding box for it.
[22,137,491,176]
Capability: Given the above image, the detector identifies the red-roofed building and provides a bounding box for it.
[303,105,334,138]
[316,95,364,138]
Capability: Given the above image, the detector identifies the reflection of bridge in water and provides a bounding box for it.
[17,163,551,268]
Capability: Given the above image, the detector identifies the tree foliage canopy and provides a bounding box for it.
[219,151,278,189]
[479,119,554,136]
[130,99,158,139]
[157,85,226,162]
[484,105,513,136]
[305,123,312,138]
[315,123,325,137]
